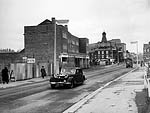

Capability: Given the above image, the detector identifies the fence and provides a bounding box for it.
[144,63,150,98]
[10,62,54,81]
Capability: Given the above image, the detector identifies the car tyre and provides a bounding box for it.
[51,84,56,89]
[69,80,74,88]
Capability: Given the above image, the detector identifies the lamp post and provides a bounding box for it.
[131,41,138,66]
[52,18,69,75]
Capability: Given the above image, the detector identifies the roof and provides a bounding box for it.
[38,19,52,25]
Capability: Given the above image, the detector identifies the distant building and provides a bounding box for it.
[89,32,126,65]
[143,42,150,63]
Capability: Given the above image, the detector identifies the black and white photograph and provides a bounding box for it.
[0,0,150,113]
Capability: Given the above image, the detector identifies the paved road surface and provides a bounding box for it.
[0,64,133,113]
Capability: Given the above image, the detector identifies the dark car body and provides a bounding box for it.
[126,58,133,68]
[49,68,86,88]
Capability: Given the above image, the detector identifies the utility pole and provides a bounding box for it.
[136,41,138,66]
[52,17,69,75]
[52,17,57,75]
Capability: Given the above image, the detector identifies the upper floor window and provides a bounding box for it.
[76,49,79,53]
[102,51,104,54]
[63,44,67,50]
[62,32,67,39]
[76,41,79,46]
[106,55,109,58]
[72,49,75,53]
[147,48,150,52]
[86,43,89,46]
[106,51,108,54]
[72,40,75,45]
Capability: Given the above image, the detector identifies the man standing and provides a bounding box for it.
[2,67,9,84]
[41,66,46,79]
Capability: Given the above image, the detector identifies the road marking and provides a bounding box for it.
[63,67,138,113]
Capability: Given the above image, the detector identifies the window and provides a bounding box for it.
[106,55,109,58]
[106,51,108,54]
[72,49,75,53]
[102,51,104,54]
[76,49,79,53]
[76,41,79,46]
[86,43,89,46]
[72,40,75,45]
[98,51,100,54]
[62,57,68,62]
[63,44,67,50]
[147,48,150,52]
[62,32,67,39]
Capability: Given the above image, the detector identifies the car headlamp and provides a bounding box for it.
[64,74,68,78]
[54,74,59,78]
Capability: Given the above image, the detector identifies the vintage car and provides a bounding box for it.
[126,58,133,68]
[49,68,86,88]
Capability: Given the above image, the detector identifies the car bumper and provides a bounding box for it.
[50,81,71,85]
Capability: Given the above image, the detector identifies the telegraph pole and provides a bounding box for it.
[53,18,57,75]
[52,18,69,75]
[136,41,138,66]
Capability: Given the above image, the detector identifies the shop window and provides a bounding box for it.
[62,57,68,62]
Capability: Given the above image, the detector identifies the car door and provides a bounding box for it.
[75,69,83,83]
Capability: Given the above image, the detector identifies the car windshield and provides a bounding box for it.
[76,69,83,74]
[61,68,76,74]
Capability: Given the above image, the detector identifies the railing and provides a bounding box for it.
[144,63,150,98]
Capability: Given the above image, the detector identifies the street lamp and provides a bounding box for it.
[52,18,69,75]
[131,41,138,66]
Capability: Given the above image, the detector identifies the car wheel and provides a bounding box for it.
[69,80,74,88]
[51,84,56,89]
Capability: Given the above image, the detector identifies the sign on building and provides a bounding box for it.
[27,58,35,63]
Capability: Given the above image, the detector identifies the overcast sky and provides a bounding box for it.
[0,0,149,53]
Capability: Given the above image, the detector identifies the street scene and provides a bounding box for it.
[0,64,138,113]
[0,0,150,113]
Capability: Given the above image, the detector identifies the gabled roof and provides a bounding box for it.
[38,19,52,25]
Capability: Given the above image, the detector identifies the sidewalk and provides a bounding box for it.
[64,67,147,113]
[0,76,49,89]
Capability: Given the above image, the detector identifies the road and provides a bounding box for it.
[0,64,134,113]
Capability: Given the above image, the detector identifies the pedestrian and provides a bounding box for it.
[41,66,46,78]
[1,67,9,84]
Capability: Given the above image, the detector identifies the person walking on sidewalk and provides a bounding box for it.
[41,66,46,79]
[1,67,9,84]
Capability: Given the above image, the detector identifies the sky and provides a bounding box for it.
[0,0,150,53]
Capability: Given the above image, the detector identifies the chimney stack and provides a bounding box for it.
[65,25,68,31]
[52,17,55,24]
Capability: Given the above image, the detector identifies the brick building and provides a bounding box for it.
[89,32,126,65]
[24,18,89,75]
[143,42,150,63]
[0,18,89,81]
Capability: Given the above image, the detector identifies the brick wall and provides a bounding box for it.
[79,38,89,54]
